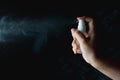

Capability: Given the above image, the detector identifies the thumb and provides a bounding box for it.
[71,28,87,45]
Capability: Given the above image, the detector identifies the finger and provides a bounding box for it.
[76,49,82,54]
[72,47,82,54]
[72,39,82,54]
[72,40,80,51]
[71,28,75,37]
[72,41,82,54]
[72,45,82,54]
[71,28,87,45]
[77,16,86,21]
[72,47,77,54]
[72,39,77,47]
[72,38,80,47]
[72,39,81,54]
[84,32,89,38]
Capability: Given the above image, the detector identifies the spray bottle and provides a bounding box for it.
[76,17,87,49]
[77,18,86,33]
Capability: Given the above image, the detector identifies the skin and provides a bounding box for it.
[71,17,120,80]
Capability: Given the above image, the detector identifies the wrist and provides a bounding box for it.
[89,54,108,71]
[88,52,103,69]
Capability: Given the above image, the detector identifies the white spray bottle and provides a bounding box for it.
[77,18,86,33]
[76,18,86,50]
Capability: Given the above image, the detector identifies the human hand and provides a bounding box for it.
[71,17,97,64]
[71,17,120,80]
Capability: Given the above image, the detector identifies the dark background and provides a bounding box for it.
[0,0,120,80]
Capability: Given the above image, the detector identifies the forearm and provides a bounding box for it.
[91,56,120,80]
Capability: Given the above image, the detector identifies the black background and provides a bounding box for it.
[0,0,119,80]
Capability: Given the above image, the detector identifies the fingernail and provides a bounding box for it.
[74,50,77,55]
[77,16,86,20]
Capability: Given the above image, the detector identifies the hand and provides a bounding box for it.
[71,17,97,64]
[71,17,120,80]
